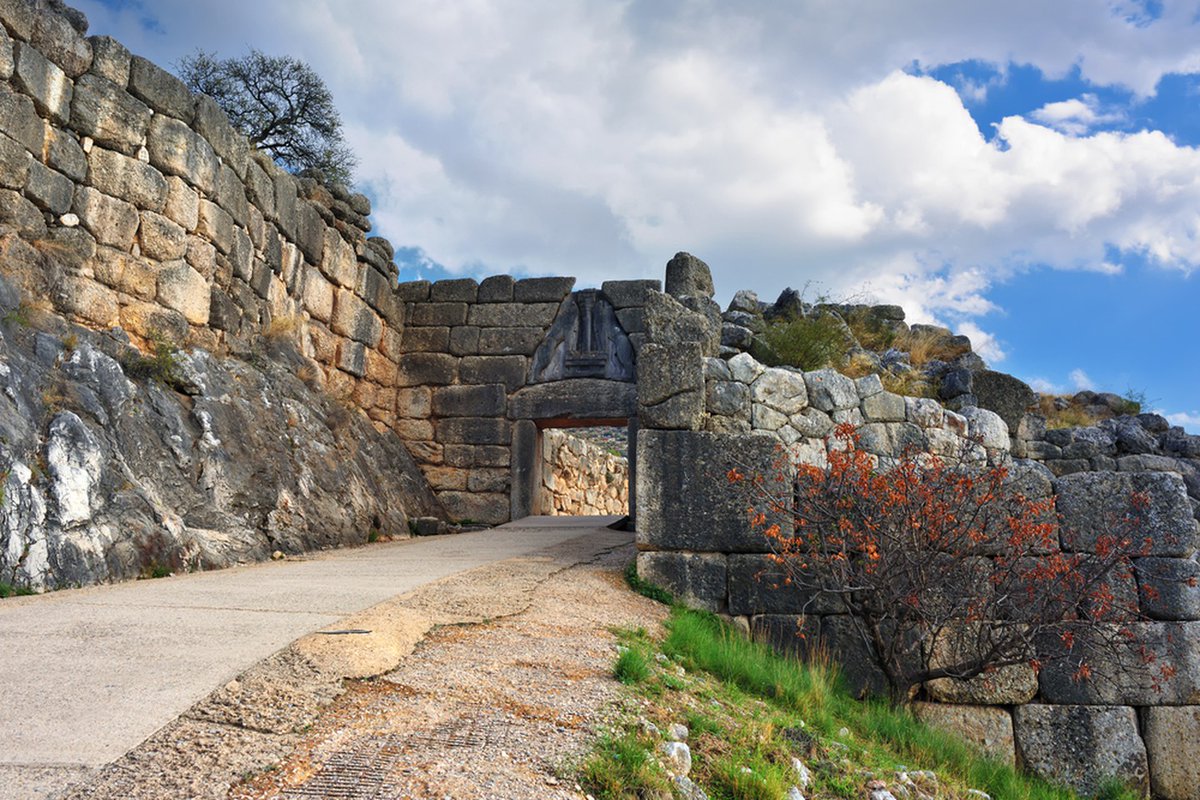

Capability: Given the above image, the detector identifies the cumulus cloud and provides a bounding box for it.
[1069,368,1096,391]
[73,0,1200,337]
[1164,411,1200,432]
[1031,94,1126,135]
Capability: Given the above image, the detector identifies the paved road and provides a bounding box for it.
[0,516,626,799]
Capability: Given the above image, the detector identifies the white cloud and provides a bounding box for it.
[1031,94,1126,135]
[1164,411,1200,432]
[1029,377,1062,394]
[71,0,1200,339]
[1069,368,1096,391]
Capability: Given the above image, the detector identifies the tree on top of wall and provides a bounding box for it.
[177,49,357,186]
[731,424,1183,703]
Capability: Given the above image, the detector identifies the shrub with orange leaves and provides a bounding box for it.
[736,423,1174,702]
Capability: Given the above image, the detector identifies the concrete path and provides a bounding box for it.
[0,516,626,799]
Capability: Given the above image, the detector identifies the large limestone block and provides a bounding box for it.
[0,0,33,40]
[48,136,96,195]
[507,379,636,421]
[664,251,715,298]
[215,162,248,227]
[639,342,704,431]
[727,553,844,615]
[1036,621,1200,705]
[119,300,187,344]
[295,200,326,265]
[54,275,117,326]
[1135,557,1200,620]
[602,279,660,309]
[192,94,246,178]
[972,370,1037,433]
[195,199,233,254]
[434,417,510,445]
[476,274,514,303]
[1143,706,1200,800]
[0,130,29,189]
[1013,704,1148,798]
[331,288,382,347]
[912,702,1015,765]
[436,490,509,525]
[69,73,150,152]
[319,228,359,289]
[156,261,210,325]
[73,185,138,249]
[644,290,720,355]
[138,211,187,261]
[512,276,574,302]
[26,159,72,214]
[430,277,478,302]
[477,326,544,356]
[861,390,906,422]
[87,146,167,210]
[748,613,823,662]
[127,55,193,122]
[636,429,791,553]
[460,355,526,391]
[636,551,727,611]
[431,384,506,418]
[0,86,43,155]
[803,369,859,412]
[396,352,457,387]
[0,187,43,237]
[244,159,274,218]
[92,246,155,299]
[13,41,71,125]
[87,35,130,86]
[638,341,702,407]
[960,406,1009,450]
[301,271,334,323]
[0,24,10,81]
[467,301,560,328]
[751,367,808,415]
[31,7,91,77]
[706,379,750,419]
[1055,471,1197,557]
[146,114,218,194]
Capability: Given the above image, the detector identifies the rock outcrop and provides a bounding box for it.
[0,273,439,590]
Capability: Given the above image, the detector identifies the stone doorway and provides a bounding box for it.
[507,378,639,525]
[534,422,634,518]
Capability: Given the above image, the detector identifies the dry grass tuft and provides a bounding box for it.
[265,314,301,342]
[892,329,956,368]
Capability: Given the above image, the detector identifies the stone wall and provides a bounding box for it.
[393,276,653,524]
[0,0,406,441]
[633,254,1200,799]
[540,428,628,516]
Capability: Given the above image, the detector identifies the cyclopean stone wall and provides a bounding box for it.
[393,275,655,525]
[540,428,628,516]
[0,0,405,437]
[633,254,1200,799]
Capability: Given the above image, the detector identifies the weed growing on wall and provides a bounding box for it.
[756,313,850,370]
[731,424,1179,703]
[120,332,183,388]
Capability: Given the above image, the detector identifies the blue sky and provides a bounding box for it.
[78,0,1200,430]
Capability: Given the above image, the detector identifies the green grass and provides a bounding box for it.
[582,731,675,799]
[624,560,675,605]
[583,579,1141,800]
[120,333,183,387]
[0,581,35,598]
[755,314,850,371]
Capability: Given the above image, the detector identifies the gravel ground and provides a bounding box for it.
[60,533,665,800]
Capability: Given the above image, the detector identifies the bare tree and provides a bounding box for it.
[178,49,357,186]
